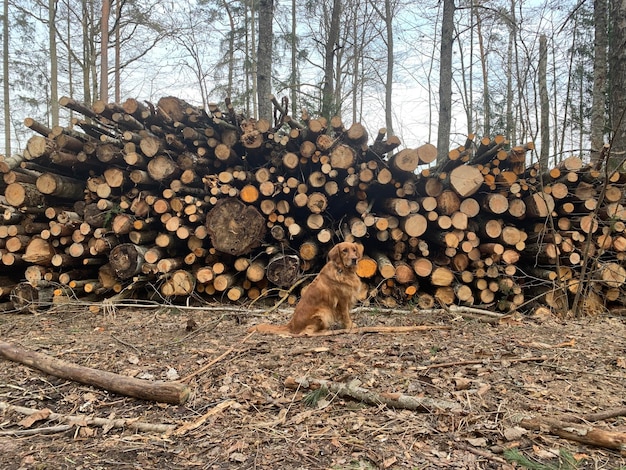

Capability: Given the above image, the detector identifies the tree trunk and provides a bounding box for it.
[590,0,608,165]
[321,0,341,118]
[49,0,59,127]
[100,0,110,101]
[3,0,10,159]
[609,0,626,170]
[257,0,273,121]
[538,34,549,168]
[436,0,455,162]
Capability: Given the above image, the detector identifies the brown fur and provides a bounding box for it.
[249,242,364,335]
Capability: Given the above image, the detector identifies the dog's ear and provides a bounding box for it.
[355,243,364,259]
[328,244,341,265]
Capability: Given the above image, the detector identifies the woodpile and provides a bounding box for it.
[0,95,624,315]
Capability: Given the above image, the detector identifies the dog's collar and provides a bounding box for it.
[334,262,356,275]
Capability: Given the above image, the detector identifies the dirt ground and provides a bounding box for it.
[0,302,625,470]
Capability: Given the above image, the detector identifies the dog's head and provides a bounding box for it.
[328,242,363,269]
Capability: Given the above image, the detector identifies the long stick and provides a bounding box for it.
[0,340,190,405]
[520,415,626,452]
[0,401,177,433]
[284,376,462,413]
[305,324,451,336]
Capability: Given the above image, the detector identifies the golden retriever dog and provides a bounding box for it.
[249,242,364,335]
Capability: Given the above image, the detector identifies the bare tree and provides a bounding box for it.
[224,0,235,99]
[100,0,110,101]
[321,0,341,119]
[383,0,395,135]
[505,0,516,142]
[609,0,626,169]
[290,0,298,116]
[249,0,258,117]
[455,5,473,136]
[590,0,608,164]
[257,0,273,120]
[3,0,10,157]
[437,0,455,161]
[113,0,121,102]
[475,7,490,136]
[539,34,549,168]
[48,0,59,126]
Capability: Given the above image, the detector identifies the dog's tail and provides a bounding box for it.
[247,323,292,335]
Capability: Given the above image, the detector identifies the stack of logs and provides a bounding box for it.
[0,94,624,315]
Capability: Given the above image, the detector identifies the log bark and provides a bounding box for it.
[36,173,85,199]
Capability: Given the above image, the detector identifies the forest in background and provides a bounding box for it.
[0,0,619,168]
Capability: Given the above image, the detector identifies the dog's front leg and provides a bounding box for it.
[339,307,355,330]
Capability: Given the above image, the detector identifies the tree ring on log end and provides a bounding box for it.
[205,199,266,256]
[266,254,300,287]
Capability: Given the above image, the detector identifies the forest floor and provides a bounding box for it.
[0,301,625,470]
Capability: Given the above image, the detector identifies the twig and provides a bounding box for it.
[247,275,312,312]
[300,325,452,337]
[0,401,176,433]
[0,425,73,436]
[166,314,226,345]
[419,305,511,319]
[453,442,509,465]
[581,407,626,423]
[109,334,141,354]
[168,400,235,437]
[284,376,462,412]
[176,332,255,383]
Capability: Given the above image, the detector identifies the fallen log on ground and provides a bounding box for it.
[519,415,626,453]
[0,401,177,434]
[0,340,190,405]
[284,375,462,412]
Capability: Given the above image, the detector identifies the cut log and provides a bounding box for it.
[356,256,378,278]
[449,165,484,197]
[598,262,626,288]
[431,267,455,287]
[36,173,85,199]
[10,282,52,312]
[330,144,357,169]
[389,148,420,174]
[373,252,396,279]
[266,254,300,287]
[5,182,46,207]
[436,190,461,215]
[416,143,437,165]
[161,270,196,296]
[22,237,54,265]
[401,214,428,237]
[147,155,181,182]
[108,244,149,279]
[205,198,266,256]
[524,191,555,218]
